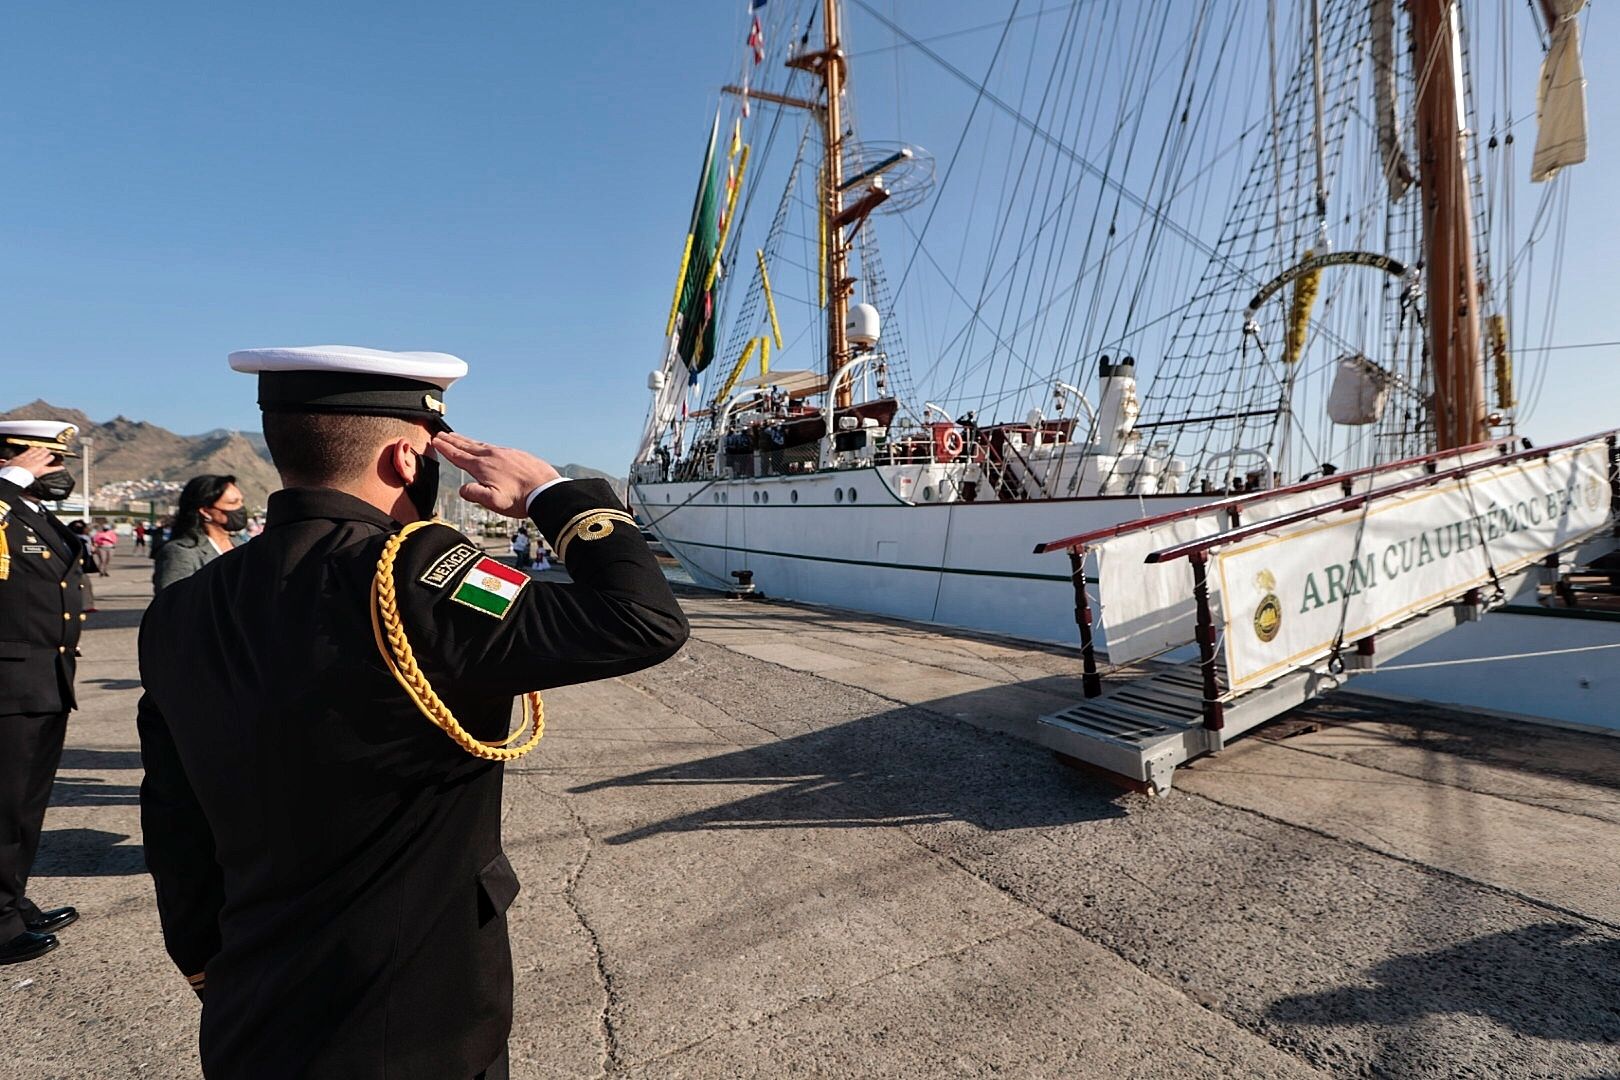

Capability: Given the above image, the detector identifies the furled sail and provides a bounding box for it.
[1371,0,1413,200]
[1532,0,1589,182]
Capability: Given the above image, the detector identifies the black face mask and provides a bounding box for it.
[215,507,249,532]
[405,451,440,521]
[26,470,76,501]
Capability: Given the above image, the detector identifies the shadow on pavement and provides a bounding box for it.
[570,688,1130,846]
[58,748,144,770]
[34,828,146,877]
[86,677,144,691]
[1267,922,1620,1044]
[81,609,146,631]
[50,776,141,808]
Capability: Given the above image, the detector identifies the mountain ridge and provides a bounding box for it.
[3,400,625,507]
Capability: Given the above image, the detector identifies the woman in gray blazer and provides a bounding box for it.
[153,475,247,593]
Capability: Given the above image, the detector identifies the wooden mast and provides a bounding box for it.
[821,0,851,408]
[785,0,851,407]
[1410,0,1487,449]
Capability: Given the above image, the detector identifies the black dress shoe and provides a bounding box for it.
[0,931,58,965]
[24,907,78,934]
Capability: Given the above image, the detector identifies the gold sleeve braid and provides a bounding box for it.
[553,508,639,563]
[369,519,544,761]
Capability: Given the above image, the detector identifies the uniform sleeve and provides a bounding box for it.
[394,478,688,697]
[137,690,224,984]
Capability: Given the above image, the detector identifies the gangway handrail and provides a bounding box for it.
[1145,429,1620,565]
[1032,434,1523,554]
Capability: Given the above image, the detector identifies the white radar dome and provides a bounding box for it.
[846,303,881,346]
[647,370,666,392]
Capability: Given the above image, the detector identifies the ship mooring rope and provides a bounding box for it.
[370,519,544,761]
[1371,640,1620,672]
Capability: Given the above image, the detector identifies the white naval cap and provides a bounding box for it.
[229,345,468,430]
[0,420,81,457]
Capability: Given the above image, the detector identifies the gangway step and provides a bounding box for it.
[1035,567,1544,794]
[1035,662,1218,794]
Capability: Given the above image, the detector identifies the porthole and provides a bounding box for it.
[835,488,844,503]
[790,489,799,504]
[761,491,770,505]
[752,491,760,504]
[848,488,858,503]
[923,486,935,502]
[665,493,671,502]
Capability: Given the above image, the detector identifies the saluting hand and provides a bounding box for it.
[4,446,67,480]
[432,432,562,519]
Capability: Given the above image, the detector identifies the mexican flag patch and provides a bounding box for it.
[451,557,528,619]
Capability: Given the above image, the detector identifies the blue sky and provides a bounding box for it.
[3,2,1616,471]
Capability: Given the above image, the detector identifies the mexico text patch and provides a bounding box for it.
[420,543,480,589]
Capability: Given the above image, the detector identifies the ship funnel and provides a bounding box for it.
[1098,355,1136,379]
[1095,354,1141,455]
[847,303,881,347]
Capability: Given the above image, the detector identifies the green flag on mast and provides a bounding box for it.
[675,112,723,374]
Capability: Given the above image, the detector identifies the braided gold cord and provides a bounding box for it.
[370,520,544,761]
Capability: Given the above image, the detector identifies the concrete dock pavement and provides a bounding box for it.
[6,555,1620,1078]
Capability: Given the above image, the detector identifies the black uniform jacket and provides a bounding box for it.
[0,476,86,715]
[137,480,687,1079]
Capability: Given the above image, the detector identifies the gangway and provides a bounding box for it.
[1031,432,1620,793]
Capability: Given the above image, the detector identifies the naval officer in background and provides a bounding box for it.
[0,421,86,966]
[137,346,688,1079]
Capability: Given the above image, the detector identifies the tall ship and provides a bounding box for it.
[631,0,1614,729]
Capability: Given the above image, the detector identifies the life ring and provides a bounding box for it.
[931,423,965,462]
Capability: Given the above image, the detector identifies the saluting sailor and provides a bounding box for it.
[136,346,688,1079]
[0,420,87,967]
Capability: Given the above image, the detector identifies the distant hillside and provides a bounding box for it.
[560,463,628,497]
[3,400,626,507]
[194,427,271,461]
[1,400,282,508]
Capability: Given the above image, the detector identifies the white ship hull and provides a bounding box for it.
[633,467,1207,643]
[632,469,1620,732]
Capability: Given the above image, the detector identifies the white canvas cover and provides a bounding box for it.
[1532,0,1589,182]
[1095,516,1222,664]
[1326,355,1391,426]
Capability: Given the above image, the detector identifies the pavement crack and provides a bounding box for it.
[540,789,622,1077]
[1180,786,1620,934]
[1264,737,1620,826]
[623,917,1046,1070]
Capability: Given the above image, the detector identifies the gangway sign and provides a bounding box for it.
[1215,441,1611,691]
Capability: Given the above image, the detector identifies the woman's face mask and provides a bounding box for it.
[213,506,249,532]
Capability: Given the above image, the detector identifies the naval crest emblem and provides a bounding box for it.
[1253,569,1282,643]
